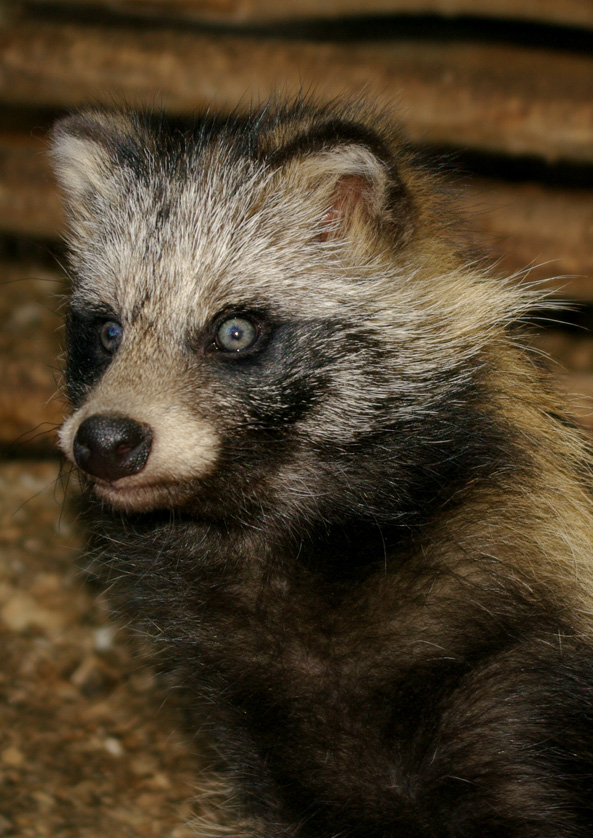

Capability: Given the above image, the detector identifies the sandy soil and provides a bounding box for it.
[0,461,212,837]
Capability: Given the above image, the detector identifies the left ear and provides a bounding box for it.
[308,144,396,243]
[272,127,415,248]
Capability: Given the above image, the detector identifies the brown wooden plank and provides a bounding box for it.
[0,261,65,452]
[1,21,592,163]
[0,131,64,239]
[463,180,593,301]
[532,330,593,435]
[19,0,593,29]
[556,372,593,437]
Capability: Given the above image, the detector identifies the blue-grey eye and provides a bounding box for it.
[215,316,259,353]
[100,320,123,353]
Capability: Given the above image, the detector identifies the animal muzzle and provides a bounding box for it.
[73,414,153,482]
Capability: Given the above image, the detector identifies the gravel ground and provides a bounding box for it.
[0,461,216,837]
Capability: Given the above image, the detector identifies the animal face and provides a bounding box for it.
[53,106,526,524]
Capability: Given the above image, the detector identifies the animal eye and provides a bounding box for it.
[100,320,123,354]
[214,315,260,354]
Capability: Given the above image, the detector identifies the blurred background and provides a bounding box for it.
[1,2,592,835]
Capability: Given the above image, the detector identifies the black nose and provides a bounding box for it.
[73,414,152,482]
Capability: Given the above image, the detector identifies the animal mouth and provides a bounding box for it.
[89,474,191,512]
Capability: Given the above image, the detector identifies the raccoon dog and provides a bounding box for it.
[52,100,593,837]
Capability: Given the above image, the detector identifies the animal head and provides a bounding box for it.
[52,102,527,526]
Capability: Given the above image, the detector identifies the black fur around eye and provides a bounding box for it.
[214,315,260,354]
[100,320,123,354]
[66,307,121,405]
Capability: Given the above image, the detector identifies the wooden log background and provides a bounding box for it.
[1,3,593,834]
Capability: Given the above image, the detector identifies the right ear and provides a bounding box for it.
[50,111,137,238]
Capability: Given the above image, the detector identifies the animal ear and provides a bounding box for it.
[51,111,136,234]
[314,146,393,244]
[275,129,415,248]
